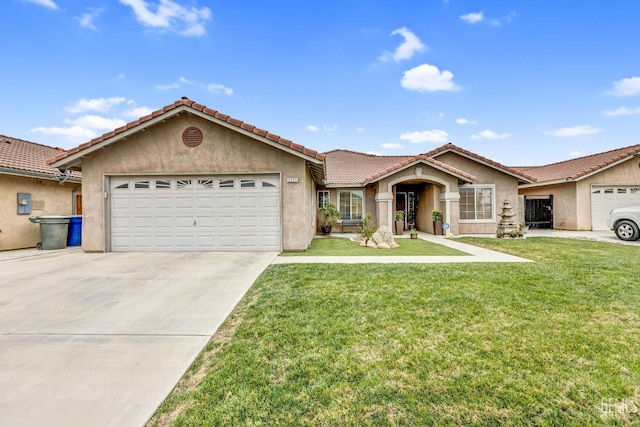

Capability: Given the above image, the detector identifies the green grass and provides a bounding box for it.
[281,236,468,256]
[149,238,640,426]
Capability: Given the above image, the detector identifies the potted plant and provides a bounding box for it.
[319,203,340,234]
[394,210,404,235]
[410,228,418,239]
[432,209,443,235]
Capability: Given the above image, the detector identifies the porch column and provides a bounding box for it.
[440,191,460,236]
[375,192,393,228]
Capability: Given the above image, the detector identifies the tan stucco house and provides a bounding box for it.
[49,97,537,252]
[46,97,640,252]
[0,135,81,250]
[518,145,640,230]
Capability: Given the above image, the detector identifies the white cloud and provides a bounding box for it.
[31,126,97,143]
[207,83,233,96]
[123,107,153,118]
[155,82,180,90]
[381,142,404,149]
[570,151,584,157]
[323,125,338,133]
[65,115,127,130]
[460,12,483,24]
[608,77,640,97]
[470,129,511,140]
[76,8,105,30]
[400,129,449,143]
[378,27,427,62]
[306,125,319,132]
[544,125,602,137]
[602,106,640,116]
[456,118,477,125]
[119,0,212,36]
[401,64,460,92]
[159,77,233,95]
[23,0,58,9]
[66,97,127,114]
[356,127,366,134]
[117,73,126,80]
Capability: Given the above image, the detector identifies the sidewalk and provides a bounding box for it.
[272,233,533,264]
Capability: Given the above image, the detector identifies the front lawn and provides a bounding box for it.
[149,238,640,426]
[281,236,467,256]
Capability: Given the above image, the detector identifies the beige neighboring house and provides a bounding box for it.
[0,135,81,251]
[518,145,640,230]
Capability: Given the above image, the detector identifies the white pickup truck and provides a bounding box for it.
[606,206,640,241]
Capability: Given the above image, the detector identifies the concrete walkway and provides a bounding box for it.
[272,233,533,264]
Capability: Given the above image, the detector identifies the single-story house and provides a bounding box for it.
[49,97,537,252]
[517,145,640,230]
[0,135,81,251]
[48,97,640,252]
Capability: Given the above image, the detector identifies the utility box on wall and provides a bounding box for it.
[17,193,32,215]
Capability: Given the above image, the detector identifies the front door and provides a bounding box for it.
[395,191,416,230]
[525,195,553,229]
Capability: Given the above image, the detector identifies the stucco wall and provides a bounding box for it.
[519,159,640,230]
[519,183,576,229]
[0,174,79,250]
[434,152,521,234]
[80,113,314,252]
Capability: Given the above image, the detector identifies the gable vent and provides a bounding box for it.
[182,127,203,147]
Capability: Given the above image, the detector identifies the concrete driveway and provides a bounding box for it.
[0,249,277,427]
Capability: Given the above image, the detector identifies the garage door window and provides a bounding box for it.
[220,179,234,188]
[241,179,256,188]
[134,180,150,189]
[156,179,171,189]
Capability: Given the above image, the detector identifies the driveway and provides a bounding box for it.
[0,249,277,427]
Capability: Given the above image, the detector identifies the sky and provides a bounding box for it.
[2,0,640,166]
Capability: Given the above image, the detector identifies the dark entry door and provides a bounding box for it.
[525,196,553,229]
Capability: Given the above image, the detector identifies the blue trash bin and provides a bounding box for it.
[67,215,82,246]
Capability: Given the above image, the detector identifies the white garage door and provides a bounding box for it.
[591,185,640,230]
[110,175,281,251]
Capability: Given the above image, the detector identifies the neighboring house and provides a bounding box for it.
[0,135,81,251]
[517,145,640,230]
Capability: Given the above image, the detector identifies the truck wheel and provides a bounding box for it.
[614,220,640,241]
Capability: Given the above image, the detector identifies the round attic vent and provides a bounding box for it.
[182,127,203,147]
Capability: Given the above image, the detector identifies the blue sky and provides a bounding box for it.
[2,0,640,165]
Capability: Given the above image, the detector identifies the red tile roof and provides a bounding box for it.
[518,144,640,183]
[424,143,537,183]
[49,97,325,165]
[324,149,476,185]
[0,135,81,181]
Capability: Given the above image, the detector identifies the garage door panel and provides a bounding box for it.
[110,175,281,251]
[592,186,640,230]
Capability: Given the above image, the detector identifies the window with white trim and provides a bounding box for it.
[317,191,330,209]
[339,190,363,220]
[459,186,494,221]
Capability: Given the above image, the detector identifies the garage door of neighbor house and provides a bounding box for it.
[591,185,640,230]
[110,175,281,251]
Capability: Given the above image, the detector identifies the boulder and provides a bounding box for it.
[359,241,367,247]
[372,226,395,246]
[390,242,400,249]
[366,240,377,248]
[377,243,391,249]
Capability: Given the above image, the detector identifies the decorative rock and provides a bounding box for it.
[359,241,367,247]
[377,243,391,249]
[372,226,395,246]
[390,242,400,248]
[366,240,377,248]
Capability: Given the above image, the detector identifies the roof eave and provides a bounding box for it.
[365,159,475,185]
[433,148,536,183]
[0,167,81,183]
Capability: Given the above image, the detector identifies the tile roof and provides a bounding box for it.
[49,97,325,166]
[323,149,476,185]
[424,143,537,183]
[0,135,81,181]
[519,144,640,183]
